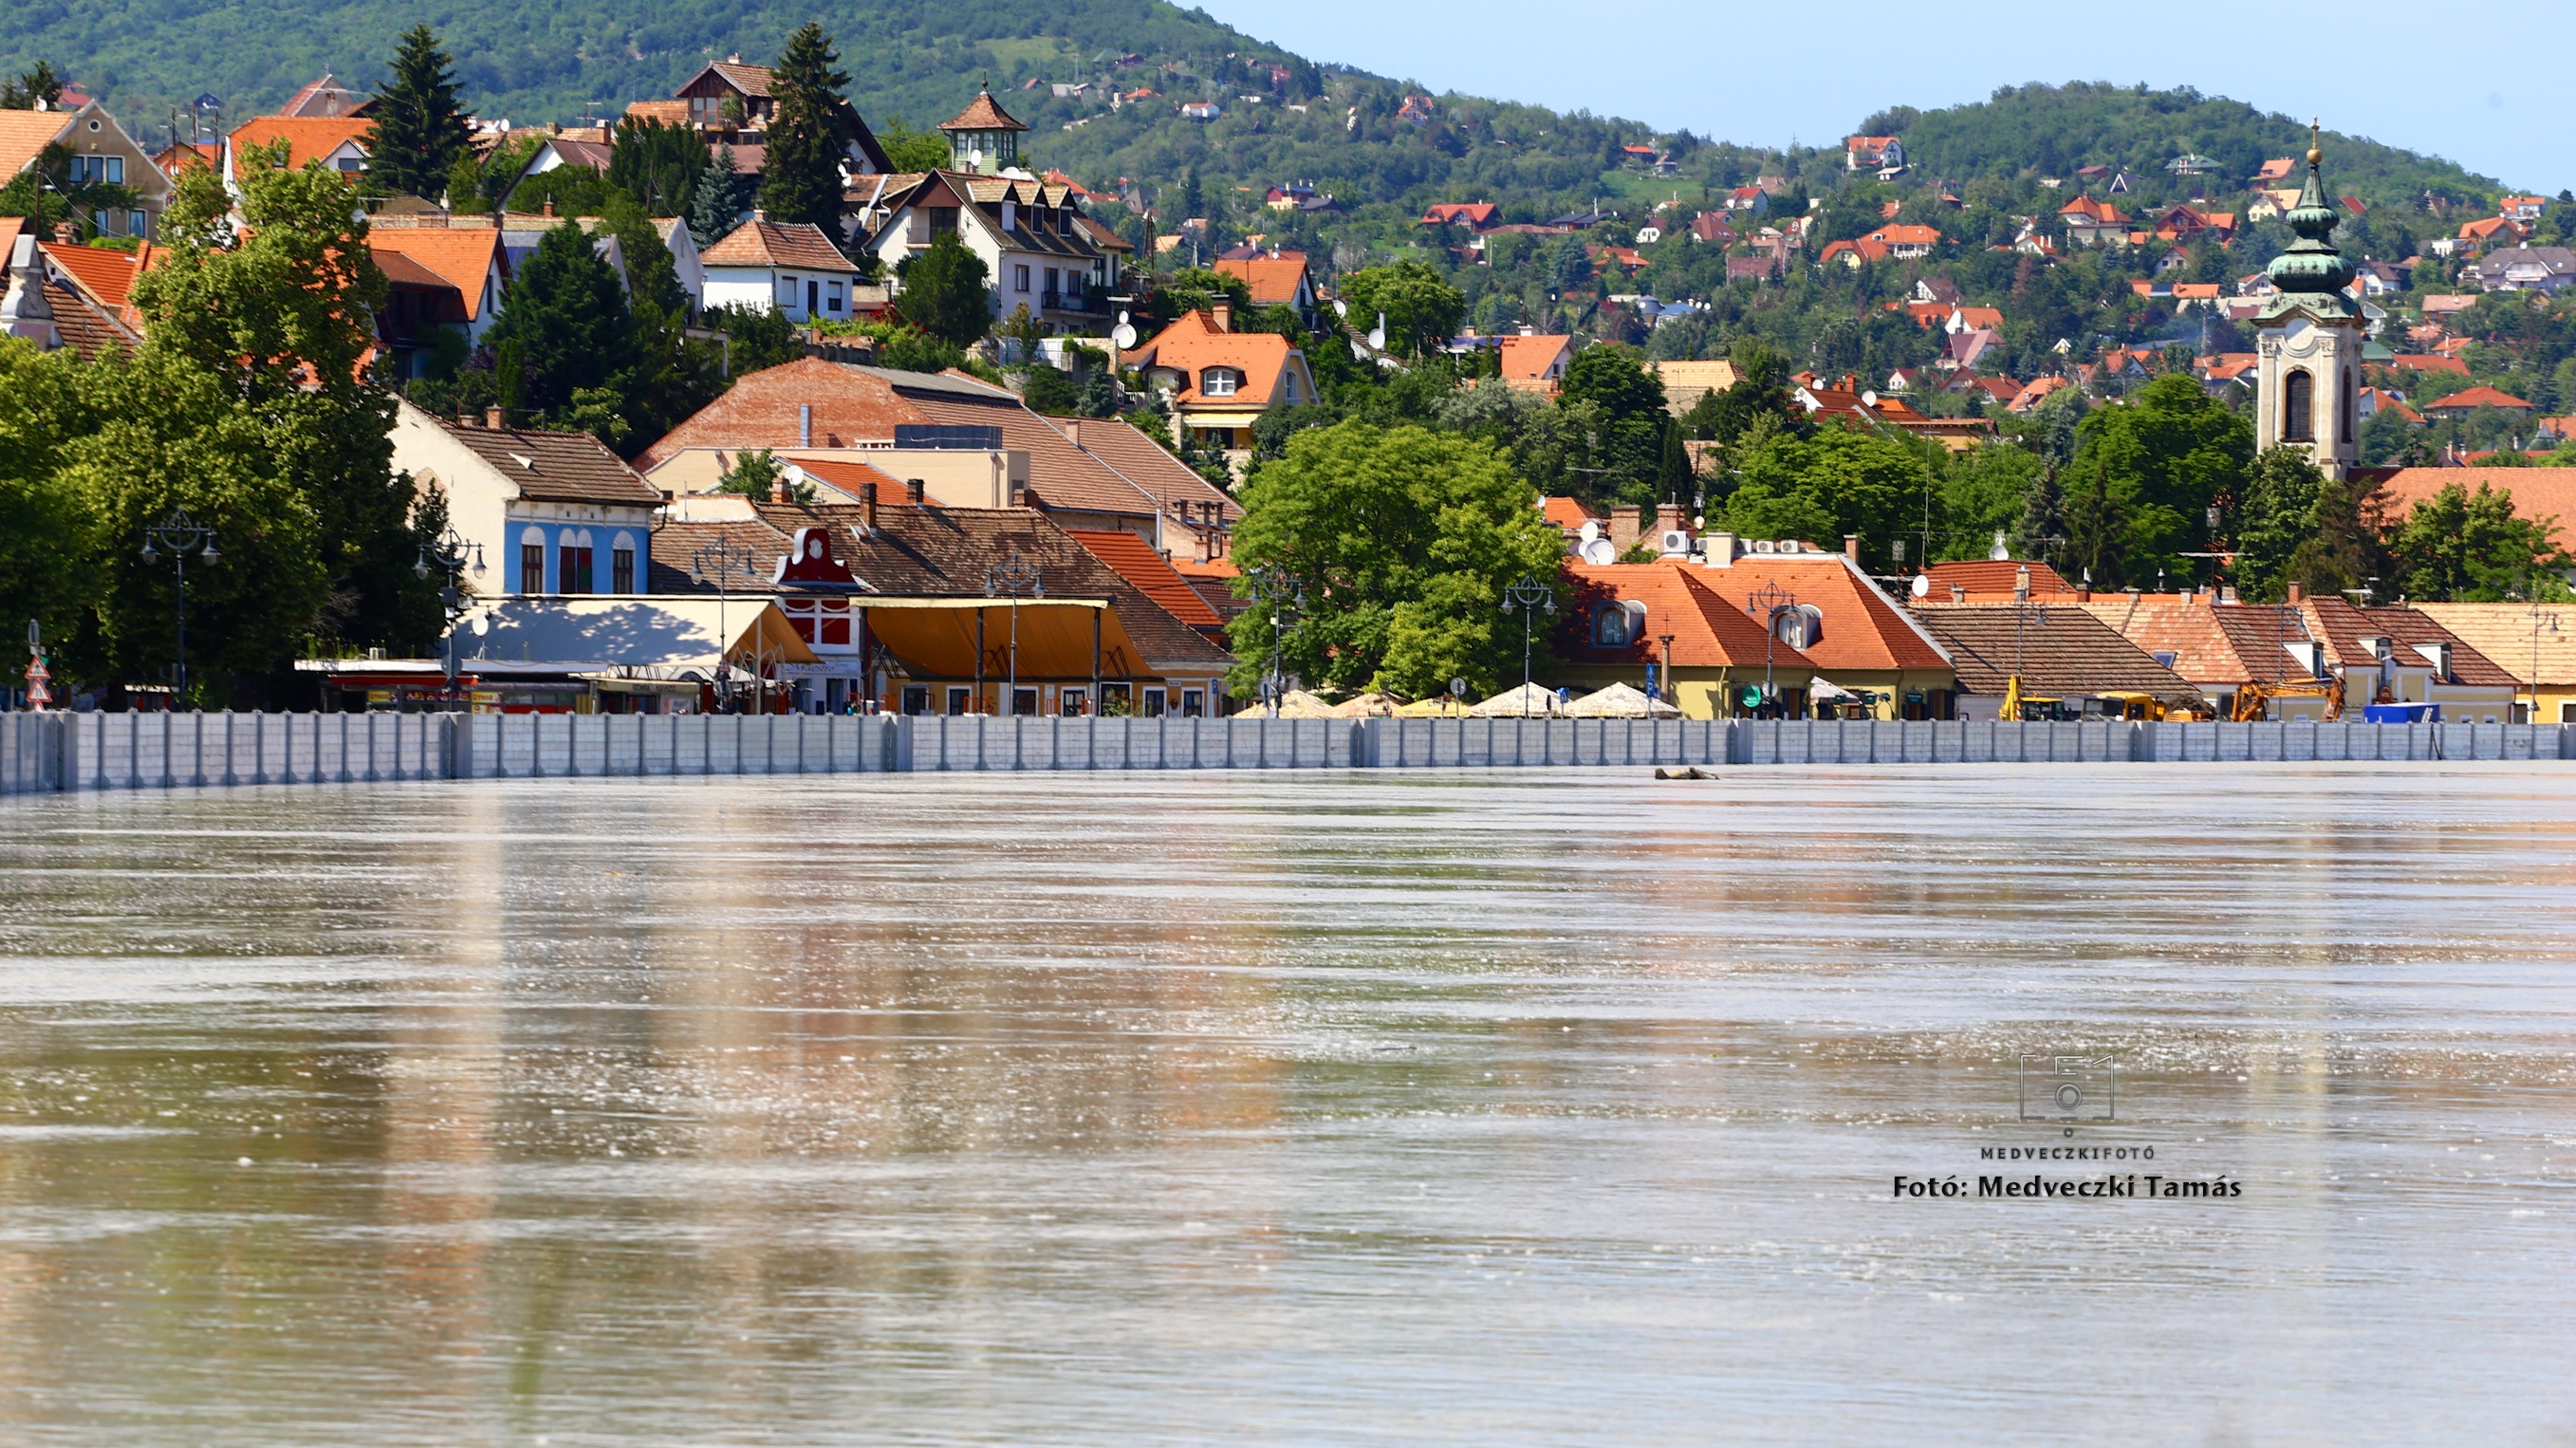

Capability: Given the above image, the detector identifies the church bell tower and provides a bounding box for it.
[2254,122,2364,479]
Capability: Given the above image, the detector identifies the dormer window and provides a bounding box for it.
[1200,367,1239,397]
[1593,601,1643,646]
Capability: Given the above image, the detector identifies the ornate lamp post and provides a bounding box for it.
[1746,578,1798,717]
[1499,574,1556,715]
[985,549,1044,715]
[692,534,760,714]
[139,509,218,709]
[1246,564,1306,717]
[415,526,486,709]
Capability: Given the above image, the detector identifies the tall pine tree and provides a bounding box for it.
[758,25,853,233]
[691,146,746,246]
[366,27,473,200]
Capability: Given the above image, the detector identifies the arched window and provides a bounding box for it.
[2284,369,2313,442]
[519,525,547,594]
[1775,604,1825,650]
[2341,367,2357,446]
[610,531,637,593]
[1200,367,1239,398]
[1594,602,1640,646]
[558,527,594,595]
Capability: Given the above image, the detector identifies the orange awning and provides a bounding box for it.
[855,598,1148,681]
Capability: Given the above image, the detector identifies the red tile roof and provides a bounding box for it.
[226,116,372,177]
[1698,553,1952,672]
[368,228,504,320]
[1540,496,1603,531]
[1129,311,1307,408]
[698,218,857,272]
[1499,334,1573,386]
[1562,562,1820,671]
[0,110,72,183]
[1918,559,2078,602]
[40,242,144,312]
[2374,469,2576,549]
[1213,253,1310,307]
[2422,383,2532,412]
[939,88,1027,133]
[1066,529,1225,629]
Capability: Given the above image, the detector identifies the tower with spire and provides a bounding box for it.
[938,83,1029,176]
[2253,121,2364,478]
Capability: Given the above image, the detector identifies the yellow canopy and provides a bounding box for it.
[855,597,1147,681]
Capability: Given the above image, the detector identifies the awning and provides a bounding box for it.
[854,596,1148,682]
[447,595,818,676]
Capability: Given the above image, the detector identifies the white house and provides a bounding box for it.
[861,171,1126,333]
[698,214,861,323]
[389,399,666,598]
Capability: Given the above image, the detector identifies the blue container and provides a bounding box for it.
[2363,702,2441,724]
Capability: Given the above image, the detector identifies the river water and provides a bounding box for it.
[2,766,2572,1444]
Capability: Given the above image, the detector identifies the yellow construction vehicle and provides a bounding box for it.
[2231,677,2344,721]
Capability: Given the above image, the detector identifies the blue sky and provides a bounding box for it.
[1195,0,2572,195]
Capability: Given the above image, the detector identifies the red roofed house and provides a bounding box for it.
[677,56,780,134]
[1863,224,1942,259]
[1821,236,1890,268]
[2502,195,2548,223]
[859,128,1129,334]
[2420,384,2532,419]
[1692,535,1956,717]
[277,73,374,120]
[1065,528,1229,641]
[699,213,861,324]
[367,226,509,376]
[1420,202,1501,230]
[2006,376,2070,415]
[221,115,371,195]
[1214,251,1315,317]
[2059,196,2129,248]
[1558,560,1824,716]
[1,101,174,241]
[1123,307,1320,469]
[1845,136,1904,174]
[1498,333,1576,394]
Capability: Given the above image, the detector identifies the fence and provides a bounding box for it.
[4,712,2570,797]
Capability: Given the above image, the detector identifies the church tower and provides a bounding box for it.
[2253,123,2364,478]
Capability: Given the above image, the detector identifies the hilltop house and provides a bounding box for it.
[862,160,1126,334]
[1845,135,1904,175]
[1124,307,1319,466]
[700,215,861,324]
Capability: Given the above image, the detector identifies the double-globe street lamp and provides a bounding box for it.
[691,534,761,713]
[1745,578,1799,718]
[139,509,218,708]
[415,526,486,709]
[1499,574,1556,715]
[1246,565,1306,717]
[984,549,1045,715]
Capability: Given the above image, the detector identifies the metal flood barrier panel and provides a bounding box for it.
[3,714,2572,795]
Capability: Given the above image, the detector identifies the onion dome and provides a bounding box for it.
[2266,121,2356,296]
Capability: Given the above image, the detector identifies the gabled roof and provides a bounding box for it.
[2060,195,2127,223]
[698,217,858,272]
[939,88,1028,134]
[2415,603,2576,686]
[1129,311,1306,408]
[2422,383,2532,411]
[683,60,775,100]
[1059,417,1240,522]
[1562,562,1820,671]
[368,228,505,320]
[2374,468,2574,548]
[1911,603,2202,699]
[1498,333,1573,383]
[279,73,374,119]
[41,280,140,360]
[0,109,72,181]
[1699,553,1951,672]
[1421,202,1500,227]
[411,403,664,507]
[2299,597,2514,685]
[1540,496,1603,531]
[1065,529,1225,629]
[1214,253,1310,307]
[1918,559,2078,600]
[1866,224,1942,246]
[40,241,145,313]
[226,116,372,177]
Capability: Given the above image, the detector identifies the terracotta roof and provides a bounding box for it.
[41,281,139,359]
[0,110,72,182]
[2413,603,2576,687]
[0,215,22,259]
[1866,224,1943,246]
[639,359,1167,519]
[40,242,143,312]
[698,218,857,272]
[1562,562,1821,671]
[2078,593,2253,687]
[1498,333,1573,384]
[1420,202,1499,227]
[2374,469,2576,548]
[939,89,1028,134]
[1911,603,2201,699]
[1058,417,1240,522]
[154,140,219,177]
[1066,529,1225,629]
[1540,496,1603,531]
[624,101,693,126]
[2388,354,2471,375]
[789,456,908,501]
[226,116,372,176]
[1697,554,1952,672]
[2421,383,2532,412]
[708,62,775,100]
[367,228,503,320]
[415,407,664,507]
[1130,311,1306,407]
[1213,254,1309,307]
[1918,559,2078,600]
[2300,597,2518,688]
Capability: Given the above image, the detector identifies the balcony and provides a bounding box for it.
[1040,289,1108,316]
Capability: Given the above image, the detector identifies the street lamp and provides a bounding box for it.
[985,549,1044,715]
[692,533,760,713]
[1746,578,1798,717]
[1499,574,1556,715]
[139,509,217,709]
[415,525,486,709]
[1246,564,1306,717]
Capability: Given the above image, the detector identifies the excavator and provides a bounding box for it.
[2231,676,2344,721]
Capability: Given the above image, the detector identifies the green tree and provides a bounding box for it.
[690,146,748,246]
[1559,344,1677,502]
[1337,260,1467,359]
[605,116,703,216]
[759,24,855,232]
[705,303,802,375]
[2388,481,2566,602]
[1941,443,2045,563]
[366,26,473,200]
[595,194,723,453]
[895,229,992,348]
[0,339,93,659]
[133,148,437,663]
[1226,420,1564,697]
[713,448,809,502]
[1077,358,1121,418]
[874,115,949,173]
[1019,363,1079,415]
[2061,373,2250,586]
[481,218,635,424]
[1723,424,1921,571]
[0,62,65,110]
[1656,419,1695,507]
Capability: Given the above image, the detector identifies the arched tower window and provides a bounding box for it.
[2341,368,2357,447]
[2284,370,2313,442]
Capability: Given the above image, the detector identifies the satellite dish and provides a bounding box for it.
[1578,520,1601,544]
[1111,323,1138,349]
[1582,538,1618,565]
[1861,390,1879,408]
[1909,572,1931,599]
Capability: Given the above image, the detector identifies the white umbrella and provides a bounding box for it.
[1565,682,1680,717]
[1468,682,1565,716]
[1808,677,1852,700]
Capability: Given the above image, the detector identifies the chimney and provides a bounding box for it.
[751,209,767,225]
[1843,533,1860,564]
[799,403,811,447]
[1211,299,1232,332]
[861,481,878,535]
[1010,479,1029,509]
[905,477,926,505]
[2076,585,2092,603]
[485,405,505,430]
[542,198,555,218]
[769,478,788,504]
[1608,505,1642,555]
[1063,418,1082,450]
[1950,584,1966,603]
[53,221,76,246]
[2287,582,2303,603]
[1701,530,1735,567]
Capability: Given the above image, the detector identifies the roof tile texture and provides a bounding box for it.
[1911,603,2201,698]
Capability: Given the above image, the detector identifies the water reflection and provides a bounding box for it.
[2,766,2573,1442]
